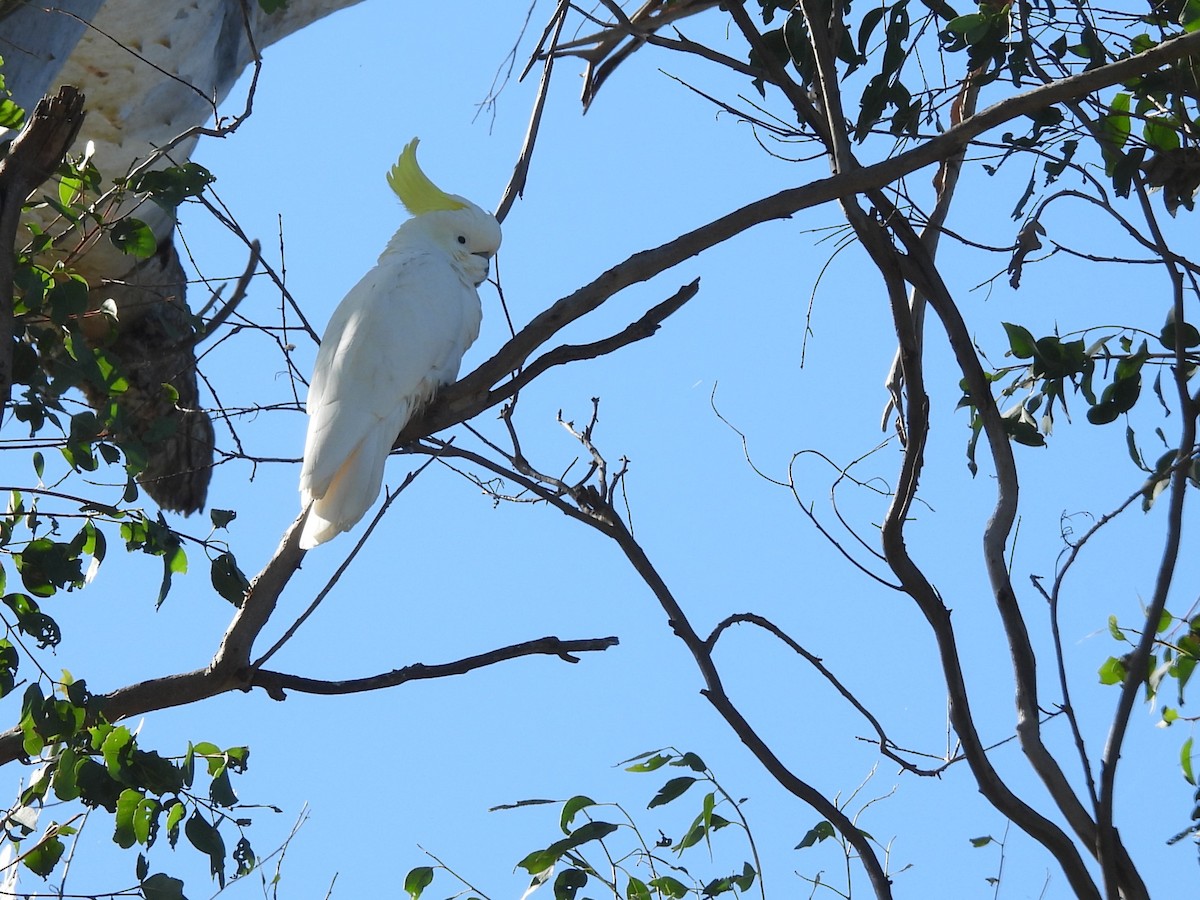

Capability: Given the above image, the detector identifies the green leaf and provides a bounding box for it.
[127,163,215,211]
[670,752,707,772]
[0,98,24,129]
[623,751,671,772]
[554,868,588,900]
[167,545,188,575]
[233,836,254,877]
[733,862,756,892]
[80,520,105,562]
[1108,615,1127,642]
[74,758,123,812]
[223,745,249,773]
[13,536,87,595]
[517,822,620,875]
[165,799,186,849]
[129,749,184,795]
[141,872,187,900]
[627,876,652,900]
[20,684,45,757]
[517,848,557,877]
[970,835,994,847]
[185,811,226,888]
[23,833,64,877]
[115,788,142,848]
[109,218,157,258]
[52,746,80,801]
[405,866,435,900]
[857,6,886,56]
[946,11,987,38]
[795,820,836,849]
[1144,116,1181,152]
[1126,426,1149,472]
[1087,401,1122,425]
[1183,0,1200,31]
[5,592,62,648]
[210,509,237,529]
[675,811,731,854]
[1099,656,1128,685]
[158,541,188,608]
[58,172,83,209]
[1002,322,1037,359]
[1159,306,1200,350]
[560,795,596,834]
[209,768,238,808]
[1182,737,1196,785]
[561,819,618,849]
[649,876,689,900]
[135,797,161,847]
[102,724,134,776]
[210,553,249,606]
[648,776,696,809]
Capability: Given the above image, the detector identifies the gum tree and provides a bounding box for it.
[1,1,1199,898]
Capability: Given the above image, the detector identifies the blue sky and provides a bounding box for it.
[6,2,1198,898]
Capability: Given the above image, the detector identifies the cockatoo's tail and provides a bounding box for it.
[387,138,469,215]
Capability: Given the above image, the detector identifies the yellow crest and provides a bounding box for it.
[386,138,467,215]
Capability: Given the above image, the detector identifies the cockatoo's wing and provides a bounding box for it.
[298,248,482,548]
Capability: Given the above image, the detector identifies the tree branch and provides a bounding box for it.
[0,85,85,427]
[1096,175,1196,900]
[882,208,1105,900]
[597,506,897,900]
[408,27,1200,443]
[250,636,620,700]
[709,613,947,777]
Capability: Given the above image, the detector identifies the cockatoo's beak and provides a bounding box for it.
[473,253,491,285]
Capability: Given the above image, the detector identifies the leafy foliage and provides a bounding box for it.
[0,59,260,898]
[9,671,259,891]
[406,751,764,900]
[1103,610,1200,849]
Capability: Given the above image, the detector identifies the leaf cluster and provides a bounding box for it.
[1101,610,1200,849]
[12,677,258,897]
[0,90,258,898]
[406,750,762,900]
[960,319,1199,503]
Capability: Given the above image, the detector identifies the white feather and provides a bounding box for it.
[299,204,499,549]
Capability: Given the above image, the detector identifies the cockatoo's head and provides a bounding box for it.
[388,138,502,287]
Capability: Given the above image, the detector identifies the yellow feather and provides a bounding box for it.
[386,138,467,215]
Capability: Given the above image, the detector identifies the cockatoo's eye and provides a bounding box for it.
[457,235,467,245]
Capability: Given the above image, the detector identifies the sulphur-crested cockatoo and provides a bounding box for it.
[298,138,501,549]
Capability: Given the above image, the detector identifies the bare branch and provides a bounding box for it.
[196,239,260,343]
[251,636,620,700]
[708,613,946,777]
[495,0,568,223]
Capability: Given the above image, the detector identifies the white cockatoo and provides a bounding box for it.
[298,138,501,549]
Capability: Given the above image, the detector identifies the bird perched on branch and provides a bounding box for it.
[298,138,501,549]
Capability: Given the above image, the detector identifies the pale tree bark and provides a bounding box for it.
[0,0,366,513]
[0,1,103,113]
